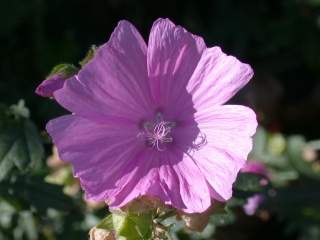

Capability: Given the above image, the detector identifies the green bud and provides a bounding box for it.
[48,63,78,78]
[79,45,98,67]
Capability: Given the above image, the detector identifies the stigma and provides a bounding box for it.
[139,113,176,151]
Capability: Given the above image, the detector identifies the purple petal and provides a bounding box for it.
[35,74,65,97]
[46,115,144,201]
[187,105,257,201]
[186,47,253,110]
[54,20,153,123]
[243,194,264,216]
[170,150,211,213]
[106,149,163,208]
[241,161,269,178]
[107,149,211,213]
[147,18,206,118]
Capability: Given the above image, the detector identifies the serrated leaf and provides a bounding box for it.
[0,175,75,213]
[0,111,44,181]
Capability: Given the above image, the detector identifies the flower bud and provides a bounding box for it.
[35,64,78,98]
[89,227,115,240]
[302,146,317,162]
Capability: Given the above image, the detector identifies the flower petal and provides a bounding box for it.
[190,105,257,201]
[108,149,211,213]
[185,47,253,111]
[147,18,206,118]
[46,115,144,201]
[106,149,163,208]
[243,194,264,216]
[241,161,269,178]
[169,150,211,213]
[54,20,153,122]
[35,74,65,97]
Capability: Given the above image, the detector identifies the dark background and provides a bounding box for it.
[1,0,320,139]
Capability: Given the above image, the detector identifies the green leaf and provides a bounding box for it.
[18,211,38,240]
[234,173,265,193]
[265,184,320,216]
[250,127,268,157]
[0,154,14,181]
[287,136,320,180]
[210,210,235,227]
[115,212,153,240]
[0,102,44,181]
[97,211,153,240]
[268,133,286,156]
[0,175,75,213]
[96,214,114,231]
[0,200,16,229]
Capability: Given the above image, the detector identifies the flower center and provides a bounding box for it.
[139,113,175,151]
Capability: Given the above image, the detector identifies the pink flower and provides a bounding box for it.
[46,18,257,213]
[243,194,264,216]
[241,161,269,178]
[36,74,66,97]
[36,65,78,97]
[241,161,269,215]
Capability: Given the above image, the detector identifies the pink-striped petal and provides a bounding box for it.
[147,18,206,119]
[185,47,253,111]
[54,21,153,123]
[189,105,257,201]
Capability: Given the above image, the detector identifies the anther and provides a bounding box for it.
[138,113,175,151]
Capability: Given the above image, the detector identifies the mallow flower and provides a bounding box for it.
[241,161,269,215]
[43,18,257,213]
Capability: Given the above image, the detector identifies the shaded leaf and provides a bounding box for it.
[0,103,44,181]
[234,173,265,193]
[18,211,38,240]
[288,136,320,180]
[250,127,268,157]
[0,175,75,213]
